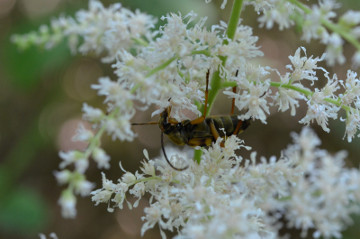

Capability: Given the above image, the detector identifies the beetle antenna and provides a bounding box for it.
[161,132,188,171]
[131,121,158,126]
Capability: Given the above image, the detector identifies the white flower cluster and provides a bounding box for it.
[246,0,360,66]
[246,0,296,30]
[222,47,360,141]
[11,0,156,62]
[91,128,360,239]
[278,48,360,141]
[20,0,263,218]
[223,64,271,123]
[110,13,263,122]
[12,1,360,237]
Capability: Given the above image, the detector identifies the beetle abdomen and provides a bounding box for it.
[161,113,250,147]
[185,116,250,147]
[207,115,250,137]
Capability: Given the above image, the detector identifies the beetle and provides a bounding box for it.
[133,70,250,170]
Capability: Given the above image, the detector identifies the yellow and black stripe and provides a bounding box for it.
[163,115,250,147]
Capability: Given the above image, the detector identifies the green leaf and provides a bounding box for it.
[1,24,71,91]
[0,187,49,234]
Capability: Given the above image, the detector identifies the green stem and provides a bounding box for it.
[287,0,311,14]
[222,79,353,116]
[131,176,162,185]
[269,81,350,111]
[84,126,105,159]
[190,0,243,116]
[321,19,360,51]
[191,49,211,57]
[222,81,237,88]
[193,0,244,164]
[206,0,244,116]
[131,37,149,47]
[277,195,292,201]
[225,0,244,43]
[84,109,118,159]
[130,55,178,94]
[206,70,222,116]
[146,55,178,78]
[130,175,181,186]
[193,149,203,164]
[270,81,313,98]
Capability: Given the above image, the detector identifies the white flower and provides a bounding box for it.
[92,147,110,169]
[104,112,136,141]
[38,233,58,239]
[218,24,263,65]
[224,80,270,123]
[351,51,360,68]
[72,123,93,142]
[121,172,137,184]
[91,77,134,111]
[129,182,146,207]
[54,170,71,185]
[58,189,77,218]
[112,182,129,209]
[299,102,338,132]
[82,103,104,123]
[324,33,345,66]
[205,0,228,10]
[12,0,156,62]
[141,203,163,236]
[74,157,89,174]
[343,109,360,142]
[140,158,156,176]
[140,149,155,176]
[257,0,295,30]
[275,73,305,116]
[69,0,156,62]
[91,127,360,238]
[284,130,356,238]
[320,73,340,98]
[340,70,360,106]
[91,173,117,206]
[301,6,327,43]
[287,47,325,83]
[340,10,360,25]
[73,176,95,197]
[59,150,83,169]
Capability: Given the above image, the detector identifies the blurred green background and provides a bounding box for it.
[0,0,360,238]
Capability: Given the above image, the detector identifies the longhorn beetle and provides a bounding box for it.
[132,70,251,171]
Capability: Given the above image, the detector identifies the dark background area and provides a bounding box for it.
[0,0,360,238]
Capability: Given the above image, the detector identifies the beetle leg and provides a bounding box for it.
[203,69,210,117]
[189,115,205,125]
[230,70,244,135]
[168,118,178,124]
[231,86,236,115]
[232,120,245,135]
[209,119,225,147]
[165,105,180,124]
[231,70,239,115]
[190,69,210,125]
